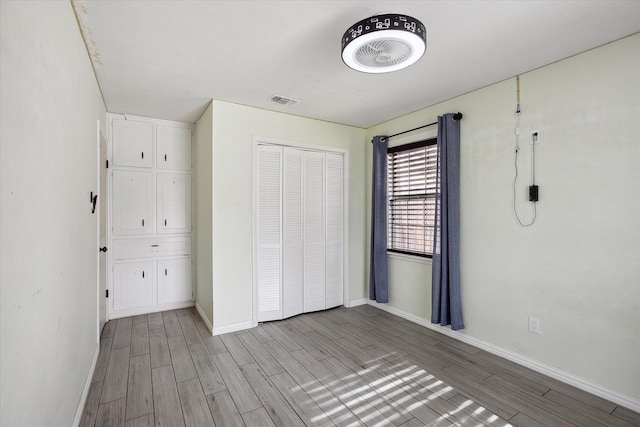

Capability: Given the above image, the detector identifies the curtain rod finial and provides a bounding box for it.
[453,112,463,120]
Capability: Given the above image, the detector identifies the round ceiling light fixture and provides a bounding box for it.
[341,13,426,73]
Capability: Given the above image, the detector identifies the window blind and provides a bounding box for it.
[387,139,437,256]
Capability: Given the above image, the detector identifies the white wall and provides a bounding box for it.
[209,101,367,330]
[366,35,640,402]
[0,2,106,425]
[194,102,214,324]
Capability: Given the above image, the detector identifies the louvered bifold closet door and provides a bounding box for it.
[303,151,326,312]
[325,153,344,308]
[256,145,283,322]
[282,148,304,318]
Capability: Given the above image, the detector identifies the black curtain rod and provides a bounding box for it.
[374,112,463,142]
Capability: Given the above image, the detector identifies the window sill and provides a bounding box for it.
[387,251,432,265]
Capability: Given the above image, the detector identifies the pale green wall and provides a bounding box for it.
[366,34,640,399]
[0,2,107,425]
[194,102,214,324]
[210,101,367,329]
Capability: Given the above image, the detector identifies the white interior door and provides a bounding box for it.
[325,152,344,308]
[98,127,108,332]
[256,145,283,322]
[303,151,326,313]
[282,147,303,318]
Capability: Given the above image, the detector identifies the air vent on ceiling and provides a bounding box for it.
[268,94,300,107]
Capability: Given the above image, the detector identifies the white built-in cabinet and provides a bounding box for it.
[255,143,344,322]
[109,116,193,318]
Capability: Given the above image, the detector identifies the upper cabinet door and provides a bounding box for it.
[113,170,154,236]
[157,173,192,234]
[112,119,153,167]
[157,125,191,171]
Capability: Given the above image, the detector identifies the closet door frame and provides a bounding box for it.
[252,137,349,327]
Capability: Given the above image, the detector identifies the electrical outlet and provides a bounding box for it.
[528,316,541,334]
[530,130,540,144]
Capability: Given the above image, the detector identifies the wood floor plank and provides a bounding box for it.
[248,324,274,343]
[79,381,103,427]
[124,413,154,427]
[269,371,335,426]
[168,334,198,382]
[95,398,126,427]
[149,327,171,368]
[213,351,262,414]
[237,332,284,376]
[612,406,640,425]
[542,389,634,427]
[474,349,617,414]
[510,412,549,427]
[92,337,113,383]
[101,345,130,403]
[264,341,358,426]
[242,407,276,427]
[487,372,611,426]
[446,393,513,426]
[321,356,406,426]
[178,312,203,346]
[112,317,133,349]
[177,378,215,427]
[101,319,117,338]
[239,362,304,426]
[163,310,183,338]
[202,334,227,355]
[206,390,245,427]
[220,332,255,365]
[261,322,304,353]
[148,312,164,330]
[189,342,226,395]
[152,365,185,427]
[131,319,150,357]
[126,354,153,420]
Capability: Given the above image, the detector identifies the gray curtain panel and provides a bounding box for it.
[369,135,389,303]
[432,114,465,330]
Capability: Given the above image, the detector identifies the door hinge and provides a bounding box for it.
[106,160,109,169]
[106,289,109,298]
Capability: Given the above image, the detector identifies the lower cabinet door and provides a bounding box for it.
[157,257,192,304]
[113,261,154,311]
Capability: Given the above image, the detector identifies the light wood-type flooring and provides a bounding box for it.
[80,305,640,426]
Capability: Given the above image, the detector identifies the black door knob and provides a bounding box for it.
[99,247,108,253]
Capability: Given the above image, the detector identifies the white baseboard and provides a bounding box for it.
[367,300,640,413]
[72,343,100,427]
[348,298,368,307]
[195,302,214,336]
[212,320,254,336]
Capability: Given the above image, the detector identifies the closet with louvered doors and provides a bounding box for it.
[255,143,345,322]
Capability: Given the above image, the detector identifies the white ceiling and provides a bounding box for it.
[74,0,640,128]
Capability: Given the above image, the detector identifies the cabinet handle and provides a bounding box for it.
[165,268,168,276]
[141,151,144,159]
[142,218,145,227]
[142,270,145,279]
[164,154,167,162]
[164,219,167,226]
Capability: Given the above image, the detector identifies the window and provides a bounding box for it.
[387,139,437,257]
